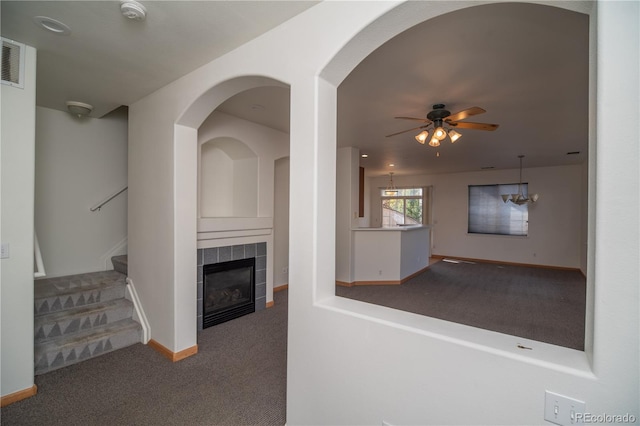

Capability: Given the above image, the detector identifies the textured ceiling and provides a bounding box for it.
[218,3,590,177]
[336,2,589,176]
[1,1,318,117]
[1,2,589,176]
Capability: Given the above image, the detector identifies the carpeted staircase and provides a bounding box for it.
[111,254,128,276]
[34,258,140,375]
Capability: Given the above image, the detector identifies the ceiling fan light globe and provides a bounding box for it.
[415,130,429,144]
[434,126,447,141]
[530,194,539,202]
[428,137,440,147]
[448,129,462,143]
[501,194,511,203]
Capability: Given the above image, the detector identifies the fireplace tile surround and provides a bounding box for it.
[197,242,267,331]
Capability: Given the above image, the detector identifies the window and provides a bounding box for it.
[468,184,528,236]
[381,187,423,227]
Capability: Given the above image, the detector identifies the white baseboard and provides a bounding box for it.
[126,277,150,343]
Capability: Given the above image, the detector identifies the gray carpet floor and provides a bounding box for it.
[2,261,585,424]
[1,291,288,426]
[337,260,586,350]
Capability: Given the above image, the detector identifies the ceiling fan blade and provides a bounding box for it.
[448,121,499,131]
[444,106,486,123]
[394,116,432,123]
[385,124,430,137]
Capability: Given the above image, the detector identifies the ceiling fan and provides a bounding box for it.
[386,103,499,147]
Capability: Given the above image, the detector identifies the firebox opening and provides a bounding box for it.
[203,257,255,328]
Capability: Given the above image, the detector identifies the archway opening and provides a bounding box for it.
[331,2,590,351]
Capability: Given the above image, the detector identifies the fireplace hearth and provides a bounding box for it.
[203,257,255,328]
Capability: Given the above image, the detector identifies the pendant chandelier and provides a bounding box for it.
[501,155,539,205]
[384,172,398,195]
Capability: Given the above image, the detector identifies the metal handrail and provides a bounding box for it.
[90,186,128,212]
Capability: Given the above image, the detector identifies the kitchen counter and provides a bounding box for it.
[351,225,431,284]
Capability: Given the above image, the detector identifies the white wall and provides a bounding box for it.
[200,142,234,217]
[335,147,360,283]
[1,44,36,397]
[198,112,288,219]
[126,0,638,423]
[289,1,637,424]
[366,164,584,268]
[273,157,290,288]
[431,165,582,268]
[233,157,259,216]
[580,159,589,273]
[199,137,259,218]
[34,107,128,277]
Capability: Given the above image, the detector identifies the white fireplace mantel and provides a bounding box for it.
[197,217,273,249]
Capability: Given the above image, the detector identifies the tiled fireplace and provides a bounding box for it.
[197,242,267,331]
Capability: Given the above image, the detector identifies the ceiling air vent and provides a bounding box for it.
[1,37,26,89]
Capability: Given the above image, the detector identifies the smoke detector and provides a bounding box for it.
[66,101,93,118]
[120,1,146,21]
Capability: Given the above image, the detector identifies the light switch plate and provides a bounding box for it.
[544,390,586,425]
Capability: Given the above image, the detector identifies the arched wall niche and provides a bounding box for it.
[177,75,290,227]
[199,136,258,218]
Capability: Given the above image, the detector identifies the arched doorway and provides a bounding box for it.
[332,2,590,351]
[176,77,291,332]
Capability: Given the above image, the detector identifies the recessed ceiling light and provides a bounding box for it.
[33,16,71,35]
[388,163,395,167]
[361,154,368,158]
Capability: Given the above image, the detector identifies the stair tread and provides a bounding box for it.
[35,297,133,323]
[35,318,141,354]
[111,255,128,265]
[33,269,141,375]
[35,270,126,299]
[111,255,128,275]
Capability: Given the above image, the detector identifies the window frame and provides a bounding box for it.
[467,183,530,237]
[380,186,425,227]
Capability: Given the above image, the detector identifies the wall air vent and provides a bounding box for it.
[1,37,26,89]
